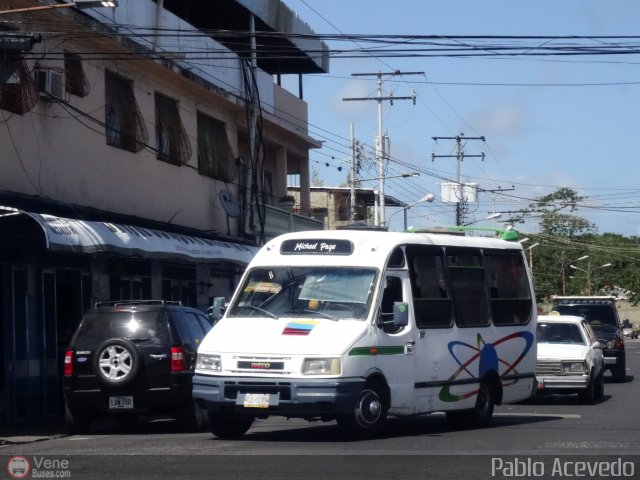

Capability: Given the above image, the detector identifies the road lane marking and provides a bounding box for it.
[495,412,581,419]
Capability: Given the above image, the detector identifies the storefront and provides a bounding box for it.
[0,206,257,424]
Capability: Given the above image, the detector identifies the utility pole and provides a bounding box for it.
[344,70,423,226]
[350,123,357,222]
[431,133,485,225]
[482,185,515,226]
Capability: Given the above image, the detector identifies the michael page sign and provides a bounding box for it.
[280,239,353,255]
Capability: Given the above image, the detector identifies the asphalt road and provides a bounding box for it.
[3,340,640,479]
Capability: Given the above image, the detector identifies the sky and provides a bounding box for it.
[279,0,640,236]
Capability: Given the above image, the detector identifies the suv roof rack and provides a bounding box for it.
[94,300,182,308]
[551,295,616,300]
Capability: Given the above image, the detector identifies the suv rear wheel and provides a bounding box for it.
[93,338,140,387]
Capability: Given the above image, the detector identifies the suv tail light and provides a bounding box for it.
[171,346,186,372]
[64,350,73,376]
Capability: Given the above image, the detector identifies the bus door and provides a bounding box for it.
[375,272,417,415]
[405,245,455,412]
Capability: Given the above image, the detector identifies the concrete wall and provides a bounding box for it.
[0,0,316,238]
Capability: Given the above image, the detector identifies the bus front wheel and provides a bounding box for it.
[337,381,388,439]
[208,411,254,439]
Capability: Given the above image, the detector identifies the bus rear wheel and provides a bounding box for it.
[446,382,494,428]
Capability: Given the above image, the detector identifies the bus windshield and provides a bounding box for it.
[227,267,377,320]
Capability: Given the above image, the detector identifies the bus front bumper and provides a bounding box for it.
[192,374,365,417]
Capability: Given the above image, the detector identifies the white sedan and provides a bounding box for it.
[536,314,605,403]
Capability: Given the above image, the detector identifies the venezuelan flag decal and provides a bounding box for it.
[282,319,320,335]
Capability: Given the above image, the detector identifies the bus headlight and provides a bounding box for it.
[301,357,341,375]
[196,354,221,372]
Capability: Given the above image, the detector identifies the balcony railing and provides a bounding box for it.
[263,204,323,239]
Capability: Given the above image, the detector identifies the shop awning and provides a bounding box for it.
[2,207,258,264]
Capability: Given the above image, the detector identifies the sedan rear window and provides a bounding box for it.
[537,323,585,345]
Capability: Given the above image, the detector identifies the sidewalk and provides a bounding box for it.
[0,421,67,445]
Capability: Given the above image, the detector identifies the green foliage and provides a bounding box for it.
[527,232,640,305]
[508,187,596,237]
[516,188,639,304]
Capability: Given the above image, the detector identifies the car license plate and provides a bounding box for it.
[243,393,270,408]
[109,396,134,409]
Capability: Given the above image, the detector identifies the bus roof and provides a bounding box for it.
[251,229,524,268]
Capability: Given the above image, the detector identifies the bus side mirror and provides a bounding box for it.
[209,296,227,324]
[393,302,409,327]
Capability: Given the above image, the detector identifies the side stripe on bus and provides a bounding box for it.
[415,372,535,389]
[349,346,405,356]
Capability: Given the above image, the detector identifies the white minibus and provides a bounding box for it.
[193,228,537,438]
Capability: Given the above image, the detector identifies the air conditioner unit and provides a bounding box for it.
[35,68,64,100]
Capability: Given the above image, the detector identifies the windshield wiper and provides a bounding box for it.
[242,305,279,319]
[286,309,337,321]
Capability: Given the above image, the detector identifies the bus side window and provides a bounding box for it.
[381,277,402,314]
[406,245,452,329]
[447,247,490,327]
[380,276,404,334]
[484,252,533,325]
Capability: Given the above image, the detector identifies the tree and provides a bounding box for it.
[311,169,324,187]
[509,187,596,237]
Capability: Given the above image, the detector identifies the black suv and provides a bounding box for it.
[63,300,212,434]
[551,296,626,382]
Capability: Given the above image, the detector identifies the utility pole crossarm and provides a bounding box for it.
[431,133,486,226]
[344,70,424,226]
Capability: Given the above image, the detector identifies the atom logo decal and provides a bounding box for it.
[439,331,534,402]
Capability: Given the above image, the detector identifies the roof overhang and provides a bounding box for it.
[161,0,329,75]
[0,207,258,264]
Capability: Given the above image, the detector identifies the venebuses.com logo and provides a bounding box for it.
[6,456,71,478]
[7,456,30,479]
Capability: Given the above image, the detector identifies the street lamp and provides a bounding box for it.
[589,262,612,295]
[0,1,118,15]
[569,261,611,295]
[387,193,435,231]
[562,254,588,295]
[463,212,502,226]
[352,173,419,225]
[356,172,420,182]
[526,242,540,271]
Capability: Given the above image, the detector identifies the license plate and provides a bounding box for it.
[109,396,134,409]
[243,393,270,408]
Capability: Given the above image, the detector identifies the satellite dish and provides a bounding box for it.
[219,190,240,218]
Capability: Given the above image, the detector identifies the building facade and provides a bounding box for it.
[288,186,408,230]
[0,0,327,423]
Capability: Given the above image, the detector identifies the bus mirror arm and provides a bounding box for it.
[393,302,410,327]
